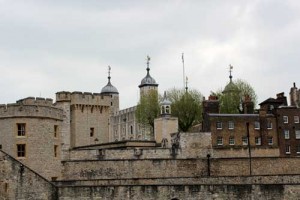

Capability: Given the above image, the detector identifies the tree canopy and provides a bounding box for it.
[167,88,203,132]
[135,90,160,133]
[211,79,257,114]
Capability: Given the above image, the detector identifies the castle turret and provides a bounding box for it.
[101,66,119,114]
[138,56,158,97]
[154,91,178,148]
[160,91,172,116]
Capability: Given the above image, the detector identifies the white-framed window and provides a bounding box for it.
[242,137,248,145]
[285,145,291,154]
[268,137,273,145]
[216,122,222,130]
[255,137,261,145]
[229,137,235,145]
[294,116,299,124]
[297,145,300,154]
[267,121,272,129]
[228,121,234,130]
[296,130,300,139]
[254,121,260,130]
[217,137,223,146]
[284,130,290,139]
[17,123,26,137]
[283,116,289,124]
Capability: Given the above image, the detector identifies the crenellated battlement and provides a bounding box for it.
[56,91,112,106]
[16,97,54,106]
[0,98,63,120]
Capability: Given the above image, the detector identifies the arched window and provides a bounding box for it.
[165,106,170,114]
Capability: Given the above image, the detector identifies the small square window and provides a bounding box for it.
[17,144,26,157]
[229,137,235,145]
[255,137,261,145]
[17,123,26,137]
[254,121,260,130]
[296,130,300,139]
[285,145,291,154]
[216,122,222,129]
[217,137,223,146]
[242,137,248,145]
[284,130,290,139]
[283,116,289,124]
[267,121,272,129]
[228,121,234,130]
[294,116,299,124]
[268,137,273,145]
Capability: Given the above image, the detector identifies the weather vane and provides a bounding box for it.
[146,55,151,68]
[108,65,111,77]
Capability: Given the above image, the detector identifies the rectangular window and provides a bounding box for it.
[297,145,300,154]
[294,116,299,124]
[283,116,289,124]
[17,123,26,137]
[216,122,222,129]
[242,137,248,145]
[296,130,300,139]
[54,145,58,157]
[284,130,290,139]
[268,137,273,145]
[17,144,26,157]
[267,121,273,129]
[255,137,261,145]
[54,125,58,138]
[0,144,2,149]
[285,145,291,154]
[217,137,223,146]
[228,121,234,130]
[254,121,260,130]
[90,127,94,137]
[229,137,235,145]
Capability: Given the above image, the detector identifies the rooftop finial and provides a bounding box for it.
[229,64,233,82]
[146,55,151,73]
[108,65,111,82]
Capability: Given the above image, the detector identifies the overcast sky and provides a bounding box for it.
[1,0,300,109]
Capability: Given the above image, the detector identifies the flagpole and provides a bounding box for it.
[182,53,185,91]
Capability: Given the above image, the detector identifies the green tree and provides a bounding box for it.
[167,88,203,132]
[135,90,160,133]
[212,79,257,114]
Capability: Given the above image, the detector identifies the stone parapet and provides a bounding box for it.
[0,102,63,120]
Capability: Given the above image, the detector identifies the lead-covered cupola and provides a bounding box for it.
[139,56,158,97]
[101,66,119,95]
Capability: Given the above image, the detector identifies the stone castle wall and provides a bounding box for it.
[0,150,57,200]
[61,157,300,180]
[56,175,300,200]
